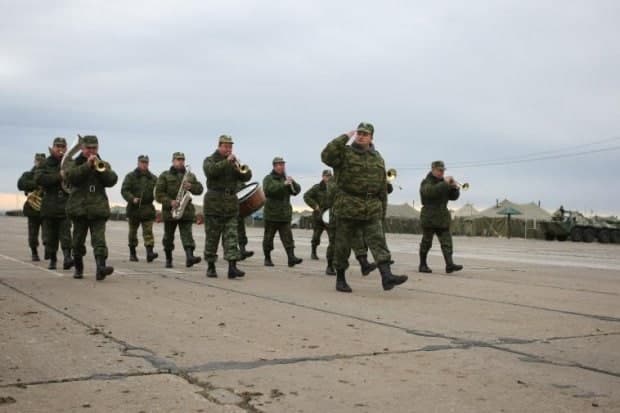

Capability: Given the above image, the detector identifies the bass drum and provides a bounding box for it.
[237,182,266,218]
[321,208,330,226]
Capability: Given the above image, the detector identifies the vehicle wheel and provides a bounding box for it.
[612,230,620,244]
[557,235,568,242]
[545,232,555,241]
[570,227,583,242]
[598,229,610,244]
[583,228,596,243]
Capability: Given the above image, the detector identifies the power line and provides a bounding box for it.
[396,137,620,170]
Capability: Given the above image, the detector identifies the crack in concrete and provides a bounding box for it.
[0,371,163,389]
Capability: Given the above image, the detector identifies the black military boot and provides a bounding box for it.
[165,249,173,268]
[62,249,74,270]
[443,251,463,274]
[95,256,114,281]
[264,250,274,267]
[336,269,352,293]
[239,245,254,260]
[185,248,201,268]
[146,246,159,263]
[378,262,408,291]
[418,251,432,273]
[286,248,303,267]
[31,247,40,262]
[73,255,84,279]
[48,253,57,270]
[206,261,218,278]
[356,255,377,276]
[228,261,245,279]
[310,245,319,260]
[325,259,336,276]
[129,246,139,262]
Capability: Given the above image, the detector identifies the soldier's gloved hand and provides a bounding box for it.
[346,130,356,138]
[87,155,98,166]
[133,198,140,204]
[227,154,236,163]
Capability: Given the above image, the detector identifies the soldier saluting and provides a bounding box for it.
[418,161,463,274]
[155,152,203,269]
[203,135,252,279]
[121,155,159,263]
[303,169,332,261]
[321,122,407,293]
[64,135,118,280]
[262,157,303,268]
[18,152,47,262]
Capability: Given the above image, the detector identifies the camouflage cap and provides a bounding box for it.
[322,169,332,177]
[81,135,99,148]
[357,122,374,135]
[218,134,234,144]
[172,152,185,160]
[52,137,67,146]
[272,156,286,164]
[431,160,446,170]
[138,154,150,162]
[35,153,47,161]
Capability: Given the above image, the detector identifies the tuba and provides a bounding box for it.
[60,135,83,193]
[171,166,194,220]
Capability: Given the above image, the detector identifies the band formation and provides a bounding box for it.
[17,123,464,293]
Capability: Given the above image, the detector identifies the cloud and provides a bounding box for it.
[1,1,619,214]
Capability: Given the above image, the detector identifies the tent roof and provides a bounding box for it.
[477,199,551,220]
[454,203,479,217]
[386,203,420,219]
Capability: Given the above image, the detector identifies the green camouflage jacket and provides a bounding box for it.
[65,154,118,219]
[263,171,301,222]
[303,181,329,221]
[121,168,158,221]
[34,156,69,218]
[203,151,252,217]
[155,166,203,222]
[321,134,387,221]
[419,172,460,229]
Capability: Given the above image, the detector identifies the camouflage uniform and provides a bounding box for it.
[262,160,302,264]
[155,158,203,254]
[121,160,158,250]
[419,161,461,273]
[202,142,251,263]
[321,123,407,292]
[303,170,331,259]
[17,153,46,259]
[65,135,118,280]
[35,144,73,268]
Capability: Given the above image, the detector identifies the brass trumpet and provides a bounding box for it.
[234,160,250,175]
[94,159,108,172]
[386,168,397,183]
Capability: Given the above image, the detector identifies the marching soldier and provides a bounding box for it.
[121,155,159,263]
[17,153,46,261]
[237,182,254,260]
[419,161,463,274]
[65,135,118,280]
[155,152,203,269]
[203,135,252,278]
[262,157,303,267]
[35,138,74,270]
[321,122,407,293]
[303,170,332,260]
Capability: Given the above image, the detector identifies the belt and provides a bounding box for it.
[208,188,236,196]
[340,187,380,199]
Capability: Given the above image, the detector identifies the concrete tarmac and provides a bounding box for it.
[0,216,619,412]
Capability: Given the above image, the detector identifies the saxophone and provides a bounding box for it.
[171,166,194,220]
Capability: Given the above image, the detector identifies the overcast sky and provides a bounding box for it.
[2,1,619,214]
